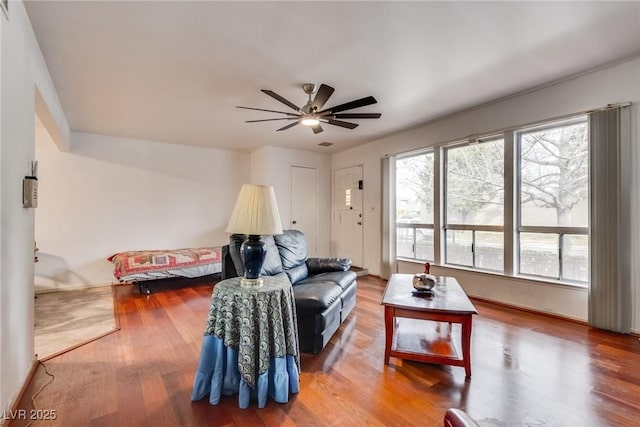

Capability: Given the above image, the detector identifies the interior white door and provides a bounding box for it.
[291,166,318,256]
[333,165,363,267]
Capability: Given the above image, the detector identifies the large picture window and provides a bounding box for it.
[445,139,504,272]
[517,118,589,282]
[396,152,434,261]
[394,114,589,286]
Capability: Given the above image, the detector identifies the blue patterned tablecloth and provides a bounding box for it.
[192,274,300,408]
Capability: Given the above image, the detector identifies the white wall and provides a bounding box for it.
[250,145,332,256]
[34,131,249,291]
[332,58,640,331]
[33,139,331,291]
[0,0,69,416]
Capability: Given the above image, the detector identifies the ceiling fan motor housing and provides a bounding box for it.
[302,84,317,113]
[302,83,317,95]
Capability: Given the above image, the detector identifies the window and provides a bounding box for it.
[444,139,504,271]
[395,152,434,261]
[517,118,589,282]
[393,113,590,286]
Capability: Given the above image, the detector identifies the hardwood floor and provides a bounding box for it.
[9,276,640,426]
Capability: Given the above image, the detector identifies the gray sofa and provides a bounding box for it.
[221,230,357,354]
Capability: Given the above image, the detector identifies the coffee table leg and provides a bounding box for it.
[384,306,393,365]
[462,315,472,378]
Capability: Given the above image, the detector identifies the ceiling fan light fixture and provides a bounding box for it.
[301,116,320,126]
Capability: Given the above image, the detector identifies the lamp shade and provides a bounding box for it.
[225,184,283,235]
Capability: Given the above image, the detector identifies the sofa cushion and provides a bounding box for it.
[292,282,343,313]
[298,270,357,291]
[273,230,309,284]
[228,234,284,277]
[286,263,309,285]
[274,230,308,269]
[306,257,351,275]
[261,235,284,276]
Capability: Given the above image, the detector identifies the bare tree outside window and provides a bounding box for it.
[520,122,589,227]
[396,153,434,223]
[446,141,504,225]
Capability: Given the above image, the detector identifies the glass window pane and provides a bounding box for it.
[446,140,504,225]
[519,121,589,227]
[519,232,559,279]
[446,230,472,266]
[562,234,588,282]
[396,227,415,259]
[475,231,504,272]
[396,153,434,224]
[415,228,434,261]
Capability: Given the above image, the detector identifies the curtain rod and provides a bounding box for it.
[586,101,632,113]
[466,102,633,144]
[386,101,632,158]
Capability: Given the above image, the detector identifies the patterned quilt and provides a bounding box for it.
[108,247,222,279]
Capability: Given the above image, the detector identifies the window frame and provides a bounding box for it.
[443,137,505,273]
[515,116,589,283]
[395,149,436,262]
[393,113,590,287]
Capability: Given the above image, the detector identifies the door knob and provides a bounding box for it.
[292,220,297,224]
[357,221,362,225]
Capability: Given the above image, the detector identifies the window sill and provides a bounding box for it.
[396,258,588,290]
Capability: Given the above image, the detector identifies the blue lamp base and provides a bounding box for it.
[240,234,266,288]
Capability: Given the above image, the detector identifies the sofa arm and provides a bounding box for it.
[306,257,352,275]
[221,245,239,280]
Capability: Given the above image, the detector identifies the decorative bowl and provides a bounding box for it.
[412,273,437,292]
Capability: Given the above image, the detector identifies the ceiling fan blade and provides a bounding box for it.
[326,118,359,129]
[236,106,299,116]
[311,84,335,111]
[332,113,382,119]
[245,117,300,123]
[318,96,377,114]
[261,90,301,112]
[311,124,324,134]
[277,121,300,131]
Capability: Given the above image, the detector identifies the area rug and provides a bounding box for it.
[34,285,119,361]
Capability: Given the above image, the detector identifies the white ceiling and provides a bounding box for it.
[25,1,640,153]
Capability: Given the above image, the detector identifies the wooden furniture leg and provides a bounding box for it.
[461,314,473,378]
[384,306,393,365]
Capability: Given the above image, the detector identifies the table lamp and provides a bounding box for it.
[225,184,283,288]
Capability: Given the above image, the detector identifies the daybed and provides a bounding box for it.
[108,247,222,294]
[221,230,357,354]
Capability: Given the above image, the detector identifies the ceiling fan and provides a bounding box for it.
[236,83,381,134]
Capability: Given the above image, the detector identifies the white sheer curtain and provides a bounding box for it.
[588,106,632,333]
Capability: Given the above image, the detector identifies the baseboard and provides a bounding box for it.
[34,283,112,295]
[349,266,369,276]
[2,357,38,427]
[469,295,588,326]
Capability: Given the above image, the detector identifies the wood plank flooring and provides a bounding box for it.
[9,276,640,426]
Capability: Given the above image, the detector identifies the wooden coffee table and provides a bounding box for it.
[381,274,477,378]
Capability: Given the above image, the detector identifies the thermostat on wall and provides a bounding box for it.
[23,176,38,208]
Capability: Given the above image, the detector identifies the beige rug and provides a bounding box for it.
[34,285,119,360]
